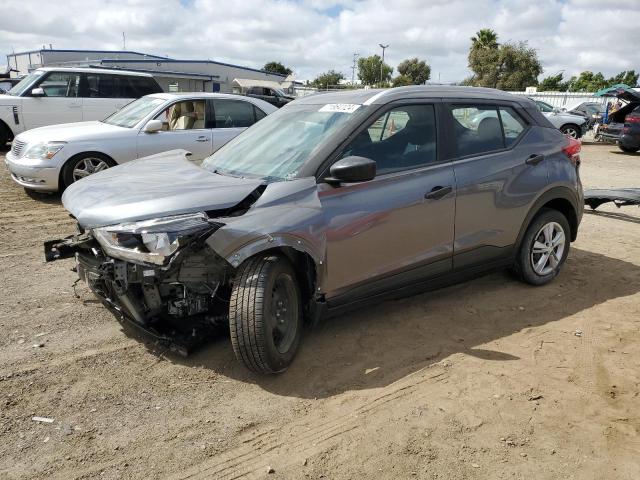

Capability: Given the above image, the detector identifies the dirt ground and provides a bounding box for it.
[1,142,639,480]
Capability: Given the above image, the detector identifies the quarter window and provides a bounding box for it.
[212,99,256,128]
[155,100,206,130]
[37,72,80,97]
[341,104,437,175]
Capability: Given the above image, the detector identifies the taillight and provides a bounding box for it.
[562,136,581,166]
[625,115,640,124]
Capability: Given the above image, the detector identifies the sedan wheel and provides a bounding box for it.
[72,157,110,181]
[561,125,579,138]
[530,222,565,276]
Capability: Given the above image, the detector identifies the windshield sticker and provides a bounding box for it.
[319,104,361,113]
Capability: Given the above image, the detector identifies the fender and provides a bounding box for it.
[515,185,581,250]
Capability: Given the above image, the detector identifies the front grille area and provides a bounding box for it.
[11,140,27,158]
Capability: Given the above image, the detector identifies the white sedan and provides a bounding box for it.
[4,93,277,192]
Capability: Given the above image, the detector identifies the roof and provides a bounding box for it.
[293,85,530,105]
[8,48,169,60]
[233,78,283,89]
[99,58,287,78]
[34,66,154,77]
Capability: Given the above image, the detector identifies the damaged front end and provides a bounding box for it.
[45,212,234,355]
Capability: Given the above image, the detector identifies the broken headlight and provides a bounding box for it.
[93,213,214,266]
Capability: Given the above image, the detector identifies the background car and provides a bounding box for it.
[245,86,294,107]
[562,101,605,129]
[0,67,162,146]
[533,100,587,138]
[5,92,276,192]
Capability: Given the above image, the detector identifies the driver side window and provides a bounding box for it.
[341,104,437,175]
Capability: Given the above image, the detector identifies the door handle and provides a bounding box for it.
[425,185,452,200]
[196,136,210,142]
[526,154,545,165]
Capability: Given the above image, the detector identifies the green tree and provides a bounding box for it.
[358,55,393,86]
[468,30,542,91]
[538,73,567,91]
[393,57,431,86]
[312,70,345,88]
[606,70,639,87]
[263,61,292,76]
[471,28,499,50]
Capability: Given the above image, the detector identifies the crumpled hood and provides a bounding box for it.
[62,150,265,228]
[16,121,126,144]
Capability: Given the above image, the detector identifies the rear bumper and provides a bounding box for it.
[619,133,640,149]
[5,151,60,191]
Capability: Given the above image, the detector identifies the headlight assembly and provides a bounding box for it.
[23,142,66,159]
[93,213,217,266]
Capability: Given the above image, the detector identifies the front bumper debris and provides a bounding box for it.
[45,231,232,355]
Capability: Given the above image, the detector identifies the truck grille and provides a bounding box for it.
[11,140,27,158]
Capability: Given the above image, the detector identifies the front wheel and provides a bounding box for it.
[619,145,640,153]
[513,209,570,286]
[229,255,302,374]
[61,153,115,189]
[560,124,580,139]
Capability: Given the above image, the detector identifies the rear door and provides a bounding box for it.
[445,102,551,268]
[136,99,213,161]
[80,74,140,121]
[318,101,456,301]
[209,98,264,151]
[21,71,83,129]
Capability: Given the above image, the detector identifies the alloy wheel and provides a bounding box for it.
[530,222,566,276]
[72,157,110,182]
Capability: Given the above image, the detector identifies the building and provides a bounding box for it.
[5,48,288,93]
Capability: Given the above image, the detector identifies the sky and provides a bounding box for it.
[1,0,639,84]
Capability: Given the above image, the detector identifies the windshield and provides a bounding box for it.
[102,96,165,128]
[7,70,45,96]
[202,103,364,181]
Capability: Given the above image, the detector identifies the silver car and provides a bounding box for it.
[533,100,587,138]
[46,86,584,374]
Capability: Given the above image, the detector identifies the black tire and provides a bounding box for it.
[560,124,580,139]
[61,153,116,189]
[513,209,571,286]
[619,145,640,153]
[0,123,9,148]
[229,254,302,374]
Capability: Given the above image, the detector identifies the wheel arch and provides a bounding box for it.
[0,118,15,141]
[516,187,580,249]
[59,151,117,189]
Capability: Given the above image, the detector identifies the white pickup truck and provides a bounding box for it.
[0,67,162,145]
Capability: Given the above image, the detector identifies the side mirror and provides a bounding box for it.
[325,156,376,186]
[143,119,163,133]
[30,87,45,97]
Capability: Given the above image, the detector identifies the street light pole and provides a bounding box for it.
[351,52,359,86]
[379,43,389,87]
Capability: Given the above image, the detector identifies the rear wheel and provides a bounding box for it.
[229,254,302,374]
[619,145,640,153]
[61,153,115,189]
[0,124,9,148]
[560,124,580,139]
[514,209,570,286]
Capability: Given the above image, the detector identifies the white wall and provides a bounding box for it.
[510,91,607,108]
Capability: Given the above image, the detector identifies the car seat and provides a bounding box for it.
[193,101,205,129]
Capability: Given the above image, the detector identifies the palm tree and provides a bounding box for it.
[471,29,499,50]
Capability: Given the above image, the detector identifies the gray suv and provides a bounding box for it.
[46,86,584,374]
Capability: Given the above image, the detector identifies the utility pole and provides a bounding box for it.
[379,44,389,87]
[351,53,359,86]
[122,32,126,50]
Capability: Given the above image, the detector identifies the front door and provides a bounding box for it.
[22,71,83,129]
[318,103,456,301]
[137,99,213,161]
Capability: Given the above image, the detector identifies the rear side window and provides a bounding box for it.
[448,104,528,157]
[254,105,267,121]
[212,99,256,128]
[499,106,526,146]
[82,74,160,98]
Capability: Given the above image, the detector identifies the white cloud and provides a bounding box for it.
[2,0,639,84]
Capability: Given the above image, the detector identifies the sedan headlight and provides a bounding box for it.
[93,213,217,266]
[23,142,66,159]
